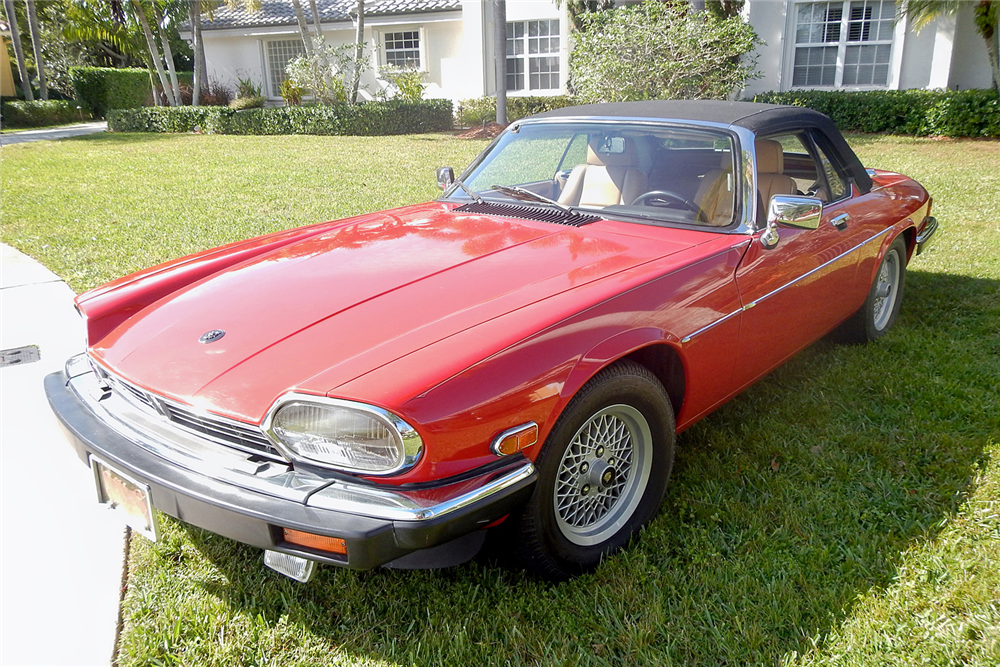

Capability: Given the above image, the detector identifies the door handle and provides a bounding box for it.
[830,213,849,230]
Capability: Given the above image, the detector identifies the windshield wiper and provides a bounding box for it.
[490,184,572,214]
[455,180,484,205]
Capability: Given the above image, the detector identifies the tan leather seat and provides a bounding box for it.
[693,153,735,226]
[558,137,647,208]
[754,139,798,206]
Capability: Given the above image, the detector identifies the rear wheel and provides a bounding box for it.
[833,236,907,344]
[514,360,674,580]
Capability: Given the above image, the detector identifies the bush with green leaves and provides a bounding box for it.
[229,96,266,110]
[455,95,575,126]
[571,0,761,103]
[377,68,427,102]
[69,67,151,118]
[749,89,1000,138]
[0,99,92,127]
[108,100,453,135]
[286,41,369,105]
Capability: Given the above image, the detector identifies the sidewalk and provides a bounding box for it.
[1,244,125,667]
[0,121,108,146]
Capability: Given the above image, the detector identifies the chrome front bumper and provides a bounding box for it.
[45,355,536,569]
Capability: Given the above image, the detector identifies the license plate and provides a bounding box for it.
[91,456,159,541]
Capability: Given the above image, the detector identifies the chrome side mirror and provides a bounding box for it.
[437,166,455,190]
[760,195,823,250]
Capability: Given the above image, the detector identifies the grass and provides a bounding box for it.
[2,132,998,666]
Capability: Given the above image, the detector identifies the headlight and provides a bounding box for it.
[264,395,423,475]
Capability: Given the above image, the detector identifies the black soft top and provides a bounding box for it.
[531,100,872,193]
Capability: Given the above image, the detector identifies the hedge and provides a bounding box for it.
[108,100,454,135]
[749,89,1000,138]
[456,95,575,126]
[1,99,92,128]
[70,67,151,118]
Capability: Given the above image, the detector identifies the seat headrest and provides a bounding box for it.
[755,139,784,174]
[587,136,637,167]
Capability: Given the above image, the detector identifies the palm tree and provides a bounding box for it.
[25,0,48,99]
[349,0,363,103]
[152,1,182,105]
[128,0,176,105]
[2,0,34,100]
[900,0,1000,91]
[290,0,314,54]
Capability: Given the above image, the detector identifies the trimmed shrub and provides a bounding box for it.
[0,99,92,128]
[108,100,453,136]
[456,95,575,126]
[70,67,151,118]
[749,89,1000,138]
[229,96,266,110]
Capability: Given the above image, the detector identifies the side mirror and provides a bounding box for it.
[437,166,455,190]
[760,195,823,250]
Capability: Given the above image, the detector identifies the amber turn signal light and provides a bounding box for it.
[491,422,539,456]
[282,528,347,555]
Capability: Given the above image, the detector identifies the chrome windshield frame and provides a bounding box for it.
[442,116,761,236]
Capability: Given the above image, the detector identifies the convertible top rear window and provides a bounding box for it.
[455,122,739,228]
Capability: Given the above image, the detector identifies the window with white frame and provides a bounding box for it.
[793,1,895,88]
[384,30,421,68]
[506,19,560,92]
[266,39,306,97]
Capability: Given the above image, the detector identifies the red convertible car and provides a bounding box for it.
[46,101,937,581]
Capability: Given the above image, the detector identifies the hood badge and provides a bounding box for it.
[199,329,226,344]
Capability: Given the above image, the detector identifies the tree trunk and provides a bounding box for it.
[189,0,202,105]
[2,0,34,101]
[131,0,176,106]
[350,0,365,104]
[494,0,507,124]
[25,0,48,100]
[290,0,313,54]
[308,0,324,42]
[153,2,183,104]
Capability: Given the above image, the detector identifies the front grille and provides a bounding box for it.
[159,403,280,458]
[453,201,603,227]
[100,368,283,461]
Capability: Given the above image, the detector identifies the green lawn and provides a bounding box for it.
[2,132,998,666]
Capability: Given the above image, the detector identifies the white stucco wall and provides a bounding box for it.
[741,0,994,95]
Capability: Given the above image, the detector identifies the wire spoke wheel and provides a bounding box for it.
[872,247,900,331]
[552,404,653,546]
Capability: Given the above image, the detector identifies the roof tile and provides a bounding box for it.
[200,0,460,30]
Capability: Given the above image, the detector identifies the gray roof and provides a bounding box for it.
[200,0,460,30]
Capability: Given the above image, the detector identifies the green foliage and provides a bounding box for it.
[286,41,368,106]
[377,68,427,102]
[279,79,302,106]
[228,96,266,110]
[69,67,150,118]
[235,77,262,99]
[570,0,762,103]
[108,100,454,135]
[750,89,1000,138]
[455,95,575,126]
[0,99,92,127]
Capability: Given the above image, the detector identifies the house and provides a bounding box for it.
[194,0,569,102]
[191,0,994,104]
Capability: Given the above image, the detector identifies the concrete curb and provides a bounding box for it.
[1,244,124,667]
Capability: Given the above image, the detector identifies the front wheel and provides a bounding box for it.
[514,360,675,580]
[832,236,907,344]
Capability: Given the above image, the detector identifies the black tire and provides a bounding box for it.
[514,360,675,580]
[832,236,907,345]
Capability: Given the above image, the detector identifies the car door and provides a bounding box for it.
[731,132,873,389]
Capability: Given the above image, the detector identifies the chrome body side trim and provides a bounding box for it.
[63,358,535,522]
[916,216,938,254]
[681,226,894,344]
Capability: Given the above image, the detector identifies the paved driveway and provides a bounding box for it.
[0,121,108,146]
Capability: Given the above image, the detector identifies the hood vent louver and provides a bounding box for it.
[453,201,602,227]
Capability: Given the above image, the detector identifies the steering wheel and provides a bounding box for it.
[631,190,701,213]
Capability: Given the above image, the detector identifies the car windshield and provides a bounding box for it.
[453,122,738,227]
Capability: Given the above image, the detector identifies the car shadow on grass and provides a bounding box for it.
[148,267,998,667]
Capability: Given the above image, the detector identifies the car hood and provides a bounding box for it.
[93,203,702,422]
